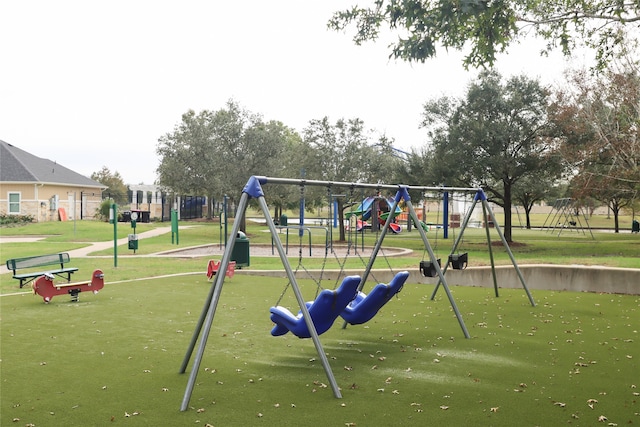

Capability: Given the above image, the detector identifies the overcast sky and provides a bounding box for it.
[1,1,582,185]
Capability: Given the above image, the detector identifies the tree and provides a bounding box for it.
[550,65,640,232]
[420,70,562,242]
[512,173,557,229]
[156,100,298,222]
[91,166,128,205]
[328,1,639,70]
[301,117,392,241]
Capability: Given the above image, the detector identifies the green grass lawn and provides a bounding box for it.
[1,218,639,425]
[1,218,639,294]
[1,275,638,426]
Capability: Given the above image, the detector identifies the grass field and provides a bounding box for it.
[1,218,639,426]
[2,275,638,426]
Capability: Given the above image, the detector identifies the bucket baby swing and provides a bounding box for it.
[419,190,469,278]
[269,185,409,338]
[178,176,535,413]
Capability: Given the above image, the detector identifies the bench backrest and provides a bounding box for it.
[6,253,70,271]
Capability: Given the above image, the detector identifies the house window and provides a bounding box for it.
[8,192,20,214]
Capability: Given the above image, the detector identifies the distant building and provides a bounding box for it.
[126,184,170,221]
[0,140,105,221]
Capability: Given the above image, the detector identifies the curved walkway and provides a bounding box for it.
[0,227,175,274]
[2,227,638,295]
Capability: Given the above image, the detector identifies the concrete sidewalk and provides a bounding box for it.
[65,226,174,257]
[0,226,176,275]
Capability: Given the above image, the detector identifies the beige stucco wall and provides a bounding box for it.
[0,182,103,221]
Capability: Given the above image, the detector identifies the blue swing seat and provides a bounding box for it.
[340,271,409,325]
[270,275,361,338]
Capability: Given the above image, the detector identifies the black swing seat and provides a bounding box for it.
[448,252,468,270]
[270,275,361,338]
[340,271,409,325]
[419,259,441,277]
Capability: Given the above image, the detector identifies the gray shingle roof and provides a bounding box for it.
[0,140,105,188]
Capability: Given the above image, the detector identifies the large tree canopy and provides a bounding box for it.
[301,117,401,240]
[328,0,640,69]
[418,70,561,241]
[91,166,128,205]
[156,100,298,216]
[550,65,640,231]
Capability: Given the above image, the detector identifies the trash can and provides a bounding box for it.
[231,231,250,267]
[128,234,138,250]
[633,219,639,233]
[280,214,288,226]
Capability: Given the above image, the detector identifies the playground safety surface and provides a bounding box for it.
[159,243,412,258]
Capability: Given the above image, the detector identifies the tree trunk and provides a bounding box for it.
[273,205,281,224]
[503,182,513,242]
[207,194,215,219]
[524,204,532,229]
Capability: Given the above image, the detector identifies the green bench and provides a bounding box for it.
[5,253,78,288]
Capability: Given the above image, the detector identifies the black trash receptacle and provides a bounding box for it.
[280,214,288,226]
[633,219,639,233]
[231,231,250,267]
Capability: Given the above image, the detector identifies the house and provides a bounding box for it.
[0,140,106,222]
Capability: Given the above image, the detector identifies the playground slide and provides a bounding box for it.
[348,197,401,220]
[388,222,402,234]
[345,197,375,220]
[346,197,403,233]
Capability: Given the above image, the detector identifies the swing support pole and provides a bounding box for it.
[180,177,342,412]
[179,191,248,411]
[341,188,401,329]
[403,189,471,339]
[481,201,500,297]
[480,196,536,307]
[430,190,500,298]
[257,194,342,398]
[430,190,535,307]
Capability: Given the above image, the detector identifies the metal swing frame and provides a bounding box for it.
[179,176,535,412]
[429,190,536,306]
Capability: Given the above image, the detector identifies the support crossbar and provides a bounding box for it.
[178,175,534,413]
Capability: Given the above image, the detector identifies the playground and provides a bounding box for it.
[1,176,639,426]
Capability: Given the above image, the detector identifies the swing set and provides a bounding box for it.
[179,176,535,411]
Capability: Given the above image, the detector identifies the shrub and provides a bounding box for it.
[96,199,116,222]
[0,214,35,226]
